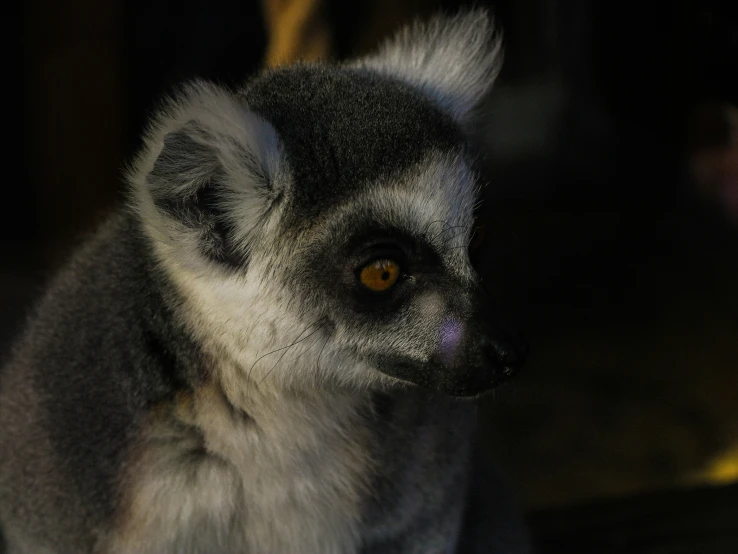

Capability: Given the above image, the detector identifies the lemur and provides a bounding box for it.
[0,10,529,554]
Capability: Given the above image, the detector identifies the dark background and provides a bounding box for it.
[3,0,738,517]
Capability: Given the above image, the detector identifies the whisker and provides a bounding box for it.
[257,323,326,385]
[316,333,331,376]
[257,323,327,385]
[423,219,450,236]
[431,224,469,243]
[248,318,324,380]
[439,242,473,255]
[439,228,470,245]
[467,228,479,250]
[285,328,327,365]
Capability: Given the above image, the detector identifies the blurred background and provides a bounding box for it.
[3,0,738,547]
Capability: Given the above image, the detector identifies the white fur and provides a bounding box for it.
[356,9,503,122]
[104,383,373,554]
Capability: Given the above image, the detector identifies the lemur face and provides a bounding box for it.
[131,11,524,396]
[280,149,524,396]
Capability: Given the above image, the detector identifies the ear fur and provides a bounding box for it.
[356,9,503,123]
[128,81,286,268]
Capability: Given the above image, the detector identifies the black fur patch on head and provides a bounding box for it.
[244,65,464,224]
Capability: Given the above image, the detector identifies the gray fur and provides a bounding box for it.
[0,10,529,553]
[356,10,503,123]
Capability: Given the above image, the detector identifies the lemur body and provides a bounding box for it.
[0,11,529,553]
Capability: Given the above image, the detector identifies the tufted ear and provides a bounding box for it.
[356,9,503,123]
[129,82,286,268]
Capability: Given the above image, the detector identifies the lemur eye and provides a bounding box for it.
[359,259,400,292]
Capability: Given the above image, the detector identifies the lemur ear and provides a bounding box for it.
[129,82,285,267]
[356,9,503,123]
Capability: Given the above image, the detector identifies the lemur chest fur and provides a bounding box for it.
[109,379,374,554]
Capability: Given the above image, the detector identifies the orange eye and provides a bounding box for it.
[359,259,400,292]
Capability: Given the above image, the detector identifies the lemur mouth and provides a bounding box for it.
[374,336,526,398]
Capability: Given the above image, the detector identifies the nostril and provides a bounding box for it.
[486,333,527,380]
[498,347,518,365]
[501,364,518,378]
[489,341,523,366]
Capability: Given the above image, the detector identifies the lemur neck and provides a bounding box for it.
[199,356,375,464]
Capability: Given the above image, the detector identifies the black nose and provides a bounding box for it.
[485,331,527,381]
[420,325,527,397]
[372,286,527,397]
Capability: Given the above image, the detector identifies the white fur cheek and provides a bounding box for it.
[336,290,448,370]
[153,241,384,393]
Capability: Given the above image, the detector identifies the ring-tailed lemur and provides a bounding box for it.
[0,10,529,554]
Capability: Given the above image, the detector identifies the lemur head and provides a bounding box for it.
[130,10,524,397]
